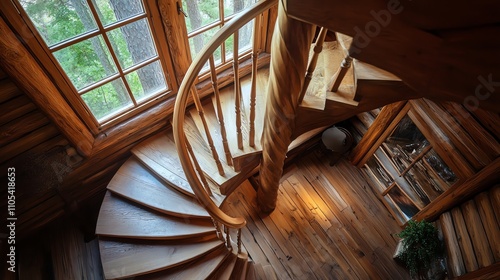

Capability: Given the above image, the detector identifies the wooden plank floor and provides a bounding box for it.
[223,146,411,280]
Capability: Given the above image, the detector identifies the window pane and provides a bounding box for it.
[404,161,442,202]
[365,157,393,191]
[224,23,253,60]
[386,115,427,158]
[188,26,221,59]
[82,78,132,121]
[238,21,253,54]
[125,61,167,102]
[182,0,220,33]
[387,186,420,220]
[424,149,458,186]
[54,35,118,90]
[383,195,406,224]
[224,0,256,17]
[92,0,145,26]
[20,0,98,47]
[107,19,157,69]
[225,34,234,60]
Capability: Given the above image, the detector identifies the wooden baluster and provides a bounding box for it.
[249,16,261,147]
[298,26,328,103]
[233,30,243,150]
[237,228,242,254]
[211,218,224,241]
[185,139,212,196]
[209,55,233,166]
[190,87,225,176]
[329,54,353,92]
[225,225,233,251]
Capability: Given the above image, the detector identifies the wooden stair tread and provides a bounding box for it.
[208,251,238,280]
[132,131,194,197]
[245,261,257,280]
[300,40,358,110]
[183,115,239,190]
[230,256,249,280]
[333,32,407,105]
[107,158,210,219]
[325,92,359,107]
[136,246,229,280]
[300,40,328,111]
[289,126,327,151]
[322,41,358,107]
[335,32,401,81]
[96,192,215,239]
[99,237,223,279]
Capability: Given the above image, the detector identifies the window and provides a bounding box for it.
[182,0,256,71]
[16,0,174,128]
[364,112,459,225]
[7,0,272,136]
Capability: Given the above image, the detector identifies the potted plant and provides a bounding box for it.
[395,220,445,279]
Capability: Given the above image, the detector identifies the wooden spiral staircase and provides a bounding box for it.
[95,1,417,279]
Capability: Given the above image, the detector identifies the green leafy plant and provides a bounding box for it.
[397,220,443,277]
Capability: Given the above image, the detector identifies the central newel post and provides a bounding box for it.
[257,0,315,213]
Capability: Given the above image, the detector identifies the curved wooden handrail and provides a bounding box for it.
[173,0,278,229]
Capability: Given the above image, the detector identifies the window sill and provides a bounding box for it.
[92,95,176,156]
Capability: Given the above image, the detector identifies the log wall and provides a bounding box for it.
[0,63,174,238]
[0,67,82,238]
[354,99,499,279]
[440,185,499,279]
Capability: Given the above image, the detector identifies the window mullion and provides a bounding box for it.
[49,30,100,52]
[79,73,121,95]
[48,13,147,53]
[122,56,160,75]
[84,0,138,107]
[219,0,225,23]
